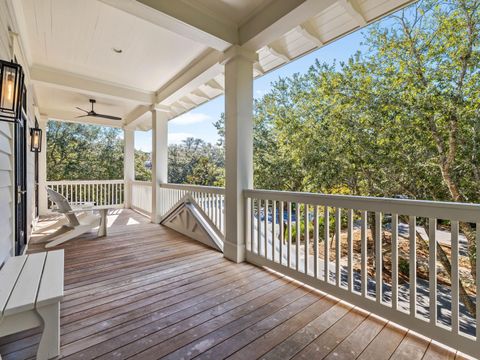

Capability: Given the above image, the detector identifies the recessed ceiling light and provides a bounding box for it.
[112,48,123,54]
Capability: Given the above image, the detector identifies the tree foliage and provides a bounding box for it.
[47,122,225,186]
[47,122,124,181]
[242,0,480,202]
[169,138,224,186]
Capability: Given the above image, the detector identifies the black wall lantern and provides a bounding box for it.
[0,59,24,123]
[30,127,42,152]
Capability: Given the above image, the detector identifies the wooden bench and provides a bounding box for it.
[0,250,64,359]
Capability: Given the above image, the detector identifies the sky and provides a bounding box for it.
[134,28,368,152]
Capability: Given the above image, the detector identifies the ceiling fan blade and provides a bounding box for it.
[75,107,89,113]
[75,115,90,118]
[92,113,122,121]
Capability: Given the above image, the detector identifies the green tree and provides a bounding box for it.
[134,150,152,181]
[47,121,124,181]
[168,137,224,185]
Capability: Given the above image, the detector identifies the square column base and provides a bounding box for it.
[223,240,246,263]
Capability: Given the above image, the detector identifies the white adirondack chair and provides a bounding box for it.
[42,188,102,248]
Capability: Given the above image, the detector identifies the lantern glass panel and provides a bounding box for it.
[30,128,42,152]
[0,65,17,112]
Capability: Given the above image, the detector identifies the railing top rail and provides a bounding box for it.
[160,183,225,195]
[245,189,480,222]
[47,180,124,185]
[131,180,152,186]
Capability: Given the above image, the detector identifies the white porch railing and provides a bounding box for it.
[131,181,152,216]
[244,189,480,358]
[159,183,225,236]
[46,180,125,209]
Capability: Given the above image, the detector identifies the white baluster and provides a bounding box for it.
[347,209,354,292]
[272,200,277,262]
[361,211,368,297]
[314,205,319,278]
[296,203,301,272]
[287,202,292,268]
[279,201,284,266]
[451,220,459,334]
[392,214,399,309]
[324,207,330,283]
[376,212,383,303]
[265,199,269,260]
[409,215,416,315]
[304,203,309,275]
[428,217,437,323]
[335,208,341,286]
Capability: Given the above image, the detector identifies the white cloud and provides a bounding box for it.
[170,112,212,126]
[255,89,268,98]
[169,132,194,145]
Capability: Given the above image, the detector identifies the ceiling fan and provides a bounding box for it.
[75,99,122,120]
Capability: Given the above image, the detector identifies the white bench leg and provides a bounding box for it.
[97,209,108,237]
[36,302,60,360]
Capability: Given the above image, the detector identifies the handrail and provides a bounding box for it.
[46,180,125,208]
[160,183,225,195]
[244,189,480,222]
[47,179,124,185]
[131,180,152,186]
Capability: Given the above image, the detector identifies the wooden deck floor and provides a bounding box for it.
[0,209,470,359]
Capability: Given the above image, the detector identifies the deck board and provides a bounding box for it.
[0,209,465,359]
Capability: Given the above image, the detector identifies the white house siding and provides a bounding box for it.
[0,0,15,265]
[0,0,36,265]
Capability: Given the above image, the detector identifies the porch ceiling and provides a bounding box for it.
[12,0,415,130]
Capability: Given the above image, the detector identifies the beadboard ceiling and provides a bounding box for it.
[12,0,415,130]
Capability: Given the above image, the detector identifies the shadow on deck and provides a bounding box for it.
[0,210,468,359]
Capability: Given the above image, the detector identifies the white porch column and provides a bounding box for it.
[123,129,135,209]
[151,109,168,223]
[38,116,48,216]
[222,46,258,263]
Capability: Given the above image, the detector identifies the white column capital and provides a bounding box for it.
[38,114,49,125]
[220,45,259,65]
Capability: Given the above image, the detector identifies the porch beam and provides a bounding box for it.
[155,49,223,106]
[123,105,151,130]
[239,0,337,50]
[295,24,323,46]
[204,79,224,92]
[151,109,168,223]
[265,45,290,63]
[123,104,173,130]
[253,63,265,76]
[100,0,236,51]
[222,46,258,263]
[339,0,367,26]
[38,108,123,128]
[191,89,210,101]
[30,66,155,104]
